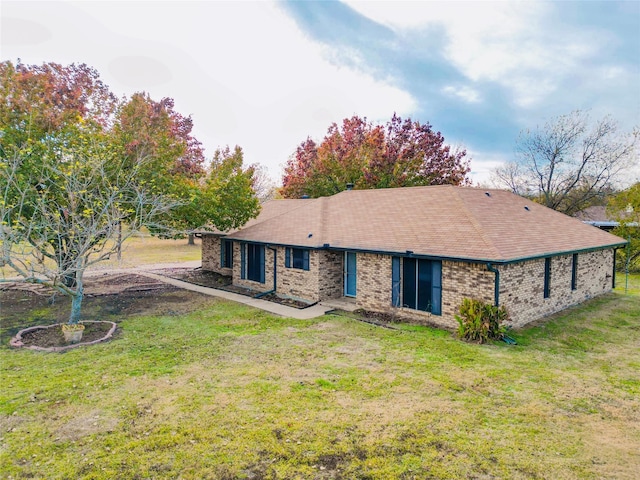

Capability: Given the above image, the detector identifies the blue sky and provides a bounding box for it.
[2,1,639,184]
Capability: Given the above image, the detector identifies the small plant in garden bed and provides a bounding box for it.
[455,298,508,343]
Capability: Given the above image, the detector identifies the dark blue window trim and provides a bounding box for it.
[240,243,246,280]
[246,243,265,283]
[221,239,233,268]
[391,257,401,307]
[544,258,551,298]
[393,257,442,315]
[285,247,310,271]
[571,254,578,290]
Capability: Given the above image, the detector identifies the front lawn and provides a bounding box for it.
[1,285,639,479]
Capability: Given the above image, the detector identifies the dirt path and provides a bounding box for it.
[85,260,202,276]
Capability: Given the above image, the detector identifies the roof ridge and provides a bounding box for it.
[453,188,503,260]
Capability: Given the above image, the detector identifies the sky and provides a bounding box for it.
[2,0,639,185]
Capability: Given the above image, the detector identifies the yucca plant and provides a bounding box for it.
[455,298,508,343]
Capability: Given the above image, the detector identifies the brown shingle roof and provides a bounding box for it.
[225,186,626,262]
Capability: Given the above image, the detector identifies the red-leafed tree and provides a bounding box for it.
[281,138,318,199]
[280,114,470,198]
[113,93,260,244]
[114,93,205,178]
[0,60,118,163]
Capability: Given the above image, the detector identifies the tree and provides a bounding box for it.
[1,127,175,326]
[608,183,640,272]
[112,94,261,244]
[160,146,261,242]
[1,60,122,281]
[1,60,260,335]
[281,138,318,199]
[492,111,638,215]
[251,163,278,203]
[0,60,117,151]
[113,92,207,245]
[280,114,470,198]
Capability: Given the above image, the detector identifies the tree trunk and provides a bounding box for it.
[68,284,84,325]
[188,233,195,245]
[117,221,122,261]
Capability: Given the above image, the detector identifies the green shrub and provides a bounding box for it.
[455,298,508,343]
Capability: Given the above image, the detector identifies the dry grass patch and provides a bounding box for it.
[1,234,201,279]
[89,235,201,269]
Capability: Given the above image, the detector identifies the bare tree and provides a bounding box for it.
[1,138,176,328]
[492,111,638,215]
[250,163,278,202]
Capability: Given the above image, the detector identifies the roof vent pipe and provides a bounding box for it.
[485,192,491,197]
[346,183,354,191]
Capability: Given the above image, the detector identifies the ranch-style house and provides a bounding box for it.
[201,185,626,329]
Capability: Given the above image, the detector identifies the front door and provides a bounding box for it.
[344,252,357,297]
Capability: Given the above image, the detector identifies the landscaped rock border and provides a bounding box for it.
[9,321,118,352]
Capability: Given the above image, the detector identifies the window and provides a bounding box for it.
[571,254,578,290]
[220,239,233,269]
[285,247,310,270]
[544,257,551,298]
[392,257,441,315]
[241,243,265,283]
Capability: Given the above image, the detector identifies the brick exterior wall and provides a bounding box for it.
[354,254,494,329]
[232,243,275,294]
[353,253,392,312]
[227,246,346,302]
[318,251,344,300]
[347,250,614,330]
[201,235,233,276]
[441,261,494,324]
[202,237,615,330]
[276,248,319,301]
[500,250,614,327]
[277,249,345,301]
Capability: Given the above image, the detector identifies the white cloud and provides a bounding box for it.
[342,1,604,108]
[466,151,511,187]
[2,1,416,183]
[442,85,481,103]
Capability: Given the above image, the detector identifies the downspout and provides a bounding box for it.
[255,246,278,298]
[486,263,500,307]
[626,237,631,293]
[612,248,617,290]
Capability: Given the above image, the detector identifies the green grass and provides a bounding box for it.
[1,285,639,479]
[615,271,640,295]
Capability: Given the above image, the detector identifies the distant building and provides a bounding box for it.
[574,206,619,231]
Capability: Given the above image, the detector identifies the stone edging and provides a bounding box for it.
[9,321,118,352]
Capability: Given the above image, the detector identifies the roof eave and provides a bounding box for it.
[215,238,628,265]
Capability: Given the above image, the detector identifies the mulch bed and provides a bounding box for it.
[259,293,313,309]
[328,308,447,331]
[10,321,118,352]
[154,268,232,289]
[17,322,115,348]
